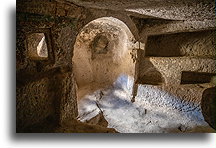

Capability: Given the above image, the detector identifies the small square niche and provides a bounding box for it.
[27,33,48,60]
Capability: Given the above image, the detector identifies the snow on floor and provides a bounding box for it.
[77,74,209,133]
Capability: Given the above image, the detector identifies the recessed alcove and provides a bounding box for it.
[145,30,215,58]
[181,71,216,84]
[26,33,48,60]
[91,34,109,54]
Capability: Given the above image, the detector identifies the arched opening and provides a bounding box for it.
[73,17,136,100]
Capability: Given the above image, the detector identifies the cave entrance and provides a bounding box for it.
[72,17,136,100]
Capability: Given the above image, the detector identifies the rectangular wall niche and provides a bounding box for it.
[181,71,216,84]
[145,30,215,58]
[26,33,49,60]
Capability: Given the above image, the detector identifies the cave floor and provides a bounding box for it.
[77,76,215,133]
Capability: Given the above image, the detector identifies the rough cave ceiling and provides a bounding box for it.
[64,0,215,21]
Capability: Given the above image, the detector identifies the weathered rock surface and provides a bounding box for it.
[201,87,216,130]
[16,0,216,133]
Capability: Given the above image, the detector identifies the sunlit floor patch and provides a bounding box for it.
[77,75,214,133]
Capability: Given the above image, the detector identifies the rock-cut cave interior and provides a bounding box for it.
[16,0,216,133]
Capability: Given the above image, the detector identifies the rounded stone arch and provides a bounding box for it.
[79,9,140,41]
[73,16,137,97]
